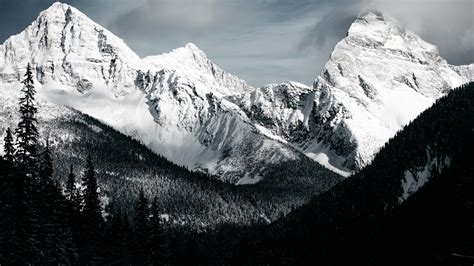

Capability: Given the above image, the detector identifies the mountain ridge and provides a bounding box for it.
[1,3,472,180]
[0,2,317,183]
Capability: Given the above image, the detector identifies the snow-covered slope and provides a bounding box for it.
[133,70,305,183]
[234,11,473,175]
[0,2,305,183]
[0,2,140,95]
[231,81,350,176]
[306,11,472,171]
[143,43,252,96]
[233,81,313,143]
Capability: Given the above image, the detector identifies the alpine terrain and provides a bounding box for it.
[0,2,306,184]
[235,11,473,174]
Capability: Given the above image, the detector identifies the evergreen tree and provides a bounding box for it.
[66,164,76,202]
[15,63,39,179]
[79,154,102,263]
[3,127,15,164]
[148,197,163,263]
[39,139,53,183]
[134,189,149,232]
[133,189,150,262]
[81,154,102,230]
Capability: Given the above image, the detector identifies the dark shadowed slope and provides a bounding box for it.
[175,83,473,265]
[245,82,474,265]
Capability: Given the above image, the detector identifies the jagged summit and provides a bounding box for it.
[347,11,440,64]
[0,1,141,95]
[309,10,471,170]
[236,10,473,175]
[143,42,253,96]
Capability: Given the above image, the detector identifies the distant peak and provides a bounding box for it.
[184,42,201,52]
[161,42,209,62]
[346,9,406,40]
[43,2,72,13]
[38,1,92,23]
[183,43,208,58]
[357,10,385,21]
[288,81,310,89]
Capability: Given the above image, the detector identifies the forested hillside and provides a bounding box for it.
[172,83,474,265]
[0,64,342,264]
[239,82,474,265]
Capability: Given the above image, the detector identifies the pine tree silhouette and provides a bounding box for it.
[39,139,53,184]
[15,63,39,179]
[81,154,102,230]
[66,164,76,202]
[133,189,150,262]
[148,197,163,263]
[3,127,15,164]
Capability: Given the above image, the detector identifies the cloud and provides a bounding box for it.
[364,0,474,65]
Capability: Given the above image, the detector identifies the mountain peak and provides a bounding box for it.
[46,1,71,10]
[143,43,252,96]
[38,2,81,22]
[310,10,468,171]
[184,42,203,53]
[0,1,141,92]
[356,10,385,22]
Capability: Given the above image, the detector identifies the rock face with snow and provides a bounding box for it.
[143,43,252,96]
[234,11,473,175]
[0,2,303,184]
[232,81,314,143]
[0,3,141,95]
[133,69,303,183]
[307,11,473,171]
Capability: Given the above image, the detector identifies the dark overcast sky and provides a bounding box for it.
[0,0,472,87]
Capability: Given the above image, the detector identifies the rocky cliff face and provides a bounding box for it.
[0,2,141,95]
[235,11,473,175]
[308,11,472,171]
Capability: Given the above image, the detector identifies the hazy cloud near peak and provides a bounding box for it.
[0,0,472,87]
[365,0,474,65]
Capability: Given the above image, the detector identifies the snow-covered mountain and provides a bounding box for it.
[238,11,473,174]
[310,11,473,171]
[1,3,472,180]
[0,2,305,183]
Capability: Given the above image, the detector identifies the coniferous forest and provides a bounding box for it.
[174,82,474,265]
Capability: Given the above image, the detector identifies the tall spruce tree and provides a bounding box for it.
[39,139,53,184]
[148,197,163,263]
[15,63,38,179]
[133,189,150,263]
[3,127,15,164]
[134,189,149,232]
[79,154,102,263]
[81,154,102,230]
[66,165,76,202]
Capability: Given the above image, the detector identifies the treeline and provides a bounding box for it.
[9,92,342,229]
